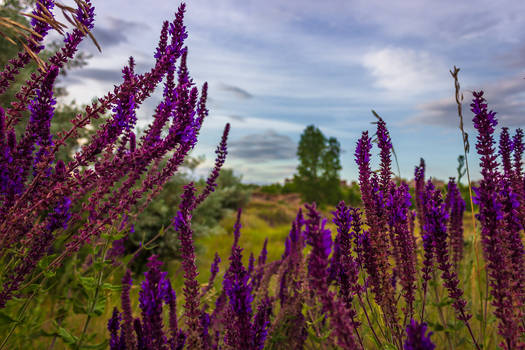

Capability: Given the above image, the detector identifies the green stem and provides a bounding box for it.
[431,273,454,350]
[357,293,382,348]
[75,238,110,350]
[0,286,39,350]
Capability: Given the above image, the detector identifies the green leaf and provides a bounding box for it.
[366,334,382,349]
[37,254,57,268]
[0,310,17,326]
[448,321,464,331]
[429,322,445,332]
[102,283,122,292]
[57,327,78,344]
[90,294,106,316]
[80,340,109,349]
[73,298,87,315]
[79,276,96,292]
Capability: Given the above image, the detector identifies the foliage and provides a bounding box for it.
[128,166,251,273]
[294,125,342,205]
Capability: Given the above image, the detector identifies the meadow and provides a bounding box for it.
[0,1,523,349]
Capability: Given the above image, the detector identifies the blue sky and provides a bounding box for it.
[55,0,524,184]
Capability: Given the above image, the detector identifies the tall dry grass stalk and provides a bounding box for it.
[450,66,486,346]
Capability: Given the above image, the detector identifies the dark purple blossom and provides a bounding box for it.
[404,319,435,350]
[376,117,393,190]
[222,209,259,349]
[423,181,474,330]
[330,201,360,308]
[471,91,525,349]
[108,308,122,350]
[511,128,524,226]
[138,255,171,349]
[172,183,204,348]
[305,203,332,292]
[446,178,466,267]
[251,297,272,350]
[388,183,417,317]
[120,270,136,350]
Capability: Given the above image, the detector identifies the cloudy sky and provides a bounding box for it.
[55,0,524,183]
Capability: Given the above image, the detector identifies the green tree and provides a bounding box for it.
[294,125,342,205]
[321,137,342,204]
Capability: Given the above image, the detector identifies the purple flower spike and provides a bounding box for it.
[355,131,373,206]
[194,123,230,207]
[330,201,360,308]
[139,255,170,349]
[305,203,332,292]
[499,128,513,181]
[472,91,525,349]
[251,297,272,350]
[121,270,136,350]
[173,183,203,348]
[404,319,435,350]
[511,129,524,225]
[305,205,359,350]
[108,308,122,350]
[376,117,393,190]
[423,181,471,322]
[388,183,417,317]
[446,178,466,267]
[223,209,257,349]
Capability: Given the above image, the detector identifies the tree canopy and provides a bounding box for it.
[294,125,342,204]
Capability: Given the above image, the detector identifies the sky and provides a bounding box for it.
[54,0,525,184]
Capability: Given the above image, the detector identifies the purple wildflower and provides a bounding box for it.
[120,270,136,350]
[404,319,435,350]
[305,203,332,292]
[251,297,272,350]
[355,129,399,341]
[194,123,230,207]
[423,181,474,330]
[223,209,257,349]
[388,183,417,317]
[330,201,360,308]
[376,117,393,190]
[511,128,524,225]
[108,308,122,350]
[305,203,360,349]
[446,178,466,267]
[471,91,525,349]
[172,183,204,348]
[138,255,170,349]
[499,128,513,183]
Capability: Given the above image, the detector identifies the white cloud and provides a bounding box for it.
[361,47,448,96]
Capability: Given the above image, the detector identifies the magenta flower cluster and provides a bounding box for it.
[0,0,229,309]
